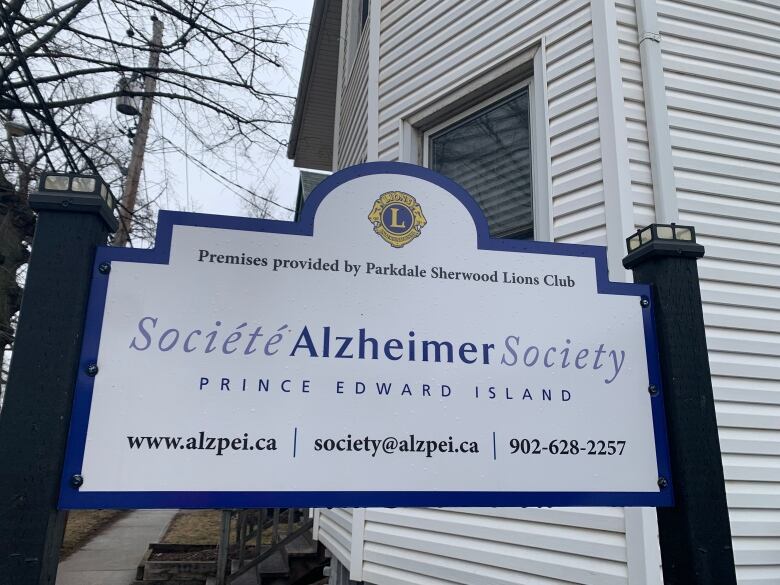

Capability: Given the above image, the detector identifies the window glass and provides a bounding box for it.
[429,89,532,239]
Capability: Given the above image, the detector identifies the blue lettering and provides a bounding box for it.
[184,330,201,352]
[523,346,539,367]
[384,339,403,360]
[129,316,157,350]
[500,336,519,366]
[290,326,318,357]
[605,351,625,384]
[158,328,179,351]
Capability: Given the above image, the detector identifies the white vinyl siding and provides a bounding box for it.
[337,4,370,168]
[545,3,605,246]
[657,1,780,583]
[318,507,353,570]
[362,508,629,585]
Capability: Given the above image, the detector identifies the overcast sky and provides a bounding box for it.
[145,0,315,221]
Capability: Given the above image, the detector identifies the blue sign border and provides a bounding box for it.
[59,161,673,509]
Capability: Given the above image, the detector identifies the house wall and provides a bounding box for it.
[316,0,780,583]
[318,507,354,571]
[335,2,370,168]
[656,1,780,583]
[378,0,613,247]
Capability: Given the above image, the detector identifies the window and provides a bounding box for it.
[425,85,533,240]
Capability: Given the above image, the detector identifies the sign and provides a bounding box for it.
[60,162,672,509]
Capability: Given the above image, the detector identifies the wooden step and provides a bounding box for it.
[285,532,318,556]
[230,548,289,577]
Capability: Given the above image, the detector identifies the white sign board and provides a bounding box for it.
[60,163,672,508]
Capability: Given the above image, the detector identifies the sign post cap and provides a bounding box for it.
[28,172,119,232]
[623,223,704,269]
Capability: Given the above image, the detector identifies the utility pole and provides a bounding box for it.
[114,16,164,247]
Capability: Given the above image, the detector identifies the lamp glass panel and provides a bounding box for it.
[656,225,674,239]
[100,184,111,205]
[675,226,693,241]
[628,235,641,251]
[44,175,70,191]
[640,227,653,244]
[72,177,96,192]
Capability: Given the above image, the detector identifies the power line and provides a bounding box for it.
[158,105,169,208]
[159,135,294,213]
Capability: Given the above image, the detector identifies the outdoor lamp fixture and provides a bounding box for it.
[28,172,119,231]
[4,120,32,138]
[623,223,705,268]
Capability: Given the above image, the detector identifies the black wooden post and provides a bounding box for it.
[0,174,117,585]
[623,224,737,585]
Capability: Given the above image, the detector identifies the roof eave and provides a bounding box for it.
[287,0,340,168]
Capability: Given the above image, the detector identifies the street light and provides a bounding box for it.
[4,120,32,138]
[28,172,118,232]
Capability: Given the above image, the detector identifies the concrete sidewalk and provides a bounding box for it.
[57,509,177,585]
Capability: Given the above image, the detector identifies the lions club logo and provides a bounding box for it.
[368,191,427,248]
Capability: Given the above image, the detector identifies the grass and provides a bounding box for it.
[161,510,301,546]
[60,510,128,559]
[161,510,224,544]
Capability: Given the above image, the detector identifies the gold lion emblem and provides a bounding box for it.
[368,191,427,248]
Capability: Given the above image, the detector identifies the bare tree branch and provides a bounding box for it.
[0,0,302,381]
[0,0,93,83]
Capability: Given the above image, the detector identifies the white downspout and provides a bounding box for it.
[625,4,676,584]
[636,0,679,223]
